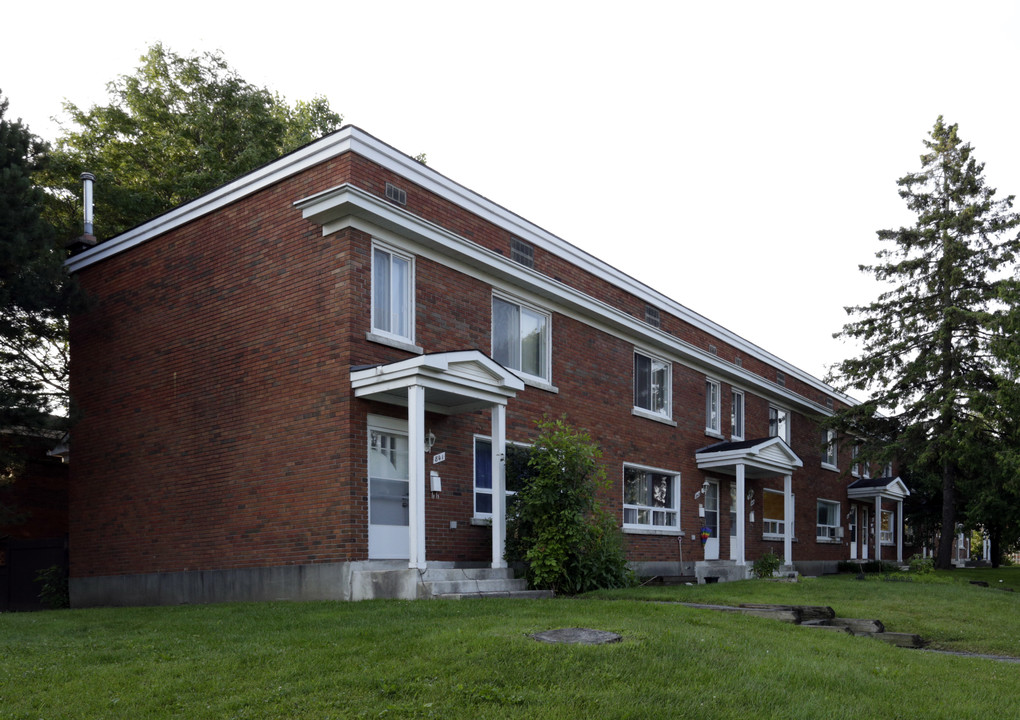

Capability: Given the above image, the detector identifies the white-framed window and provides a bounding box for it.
[763,489,792,538]
[883,462,894,477]
[633,350,671,419]
[822,429,837,469]
[623,464,679,531]
[769,405,790,443]
[492,294,550,382]
[705,378,721,435]
[371,242,414,343]
[851,444,861,477]
[816,499,840,541]
[473,437,531,518]
[881,509,894,545]
[731,390,744,440]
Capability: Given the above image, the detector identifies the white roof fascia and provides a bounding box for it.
[300,184,837,416]
[69,125,850,406]
[63,130,359,274]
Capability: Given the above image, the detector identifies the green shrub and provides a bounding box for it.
[35,565,69,609]
[505,417,634,594]
[752,550,782,579]
[909,554,935,575]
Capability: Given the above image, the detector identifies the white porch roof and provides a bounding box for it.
[350,350,524,413]
[694,436,803,478]
[848,476,910,502]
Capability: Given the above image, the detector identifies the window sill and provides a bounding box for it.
[631,407,677,426]
[519,376,558,393]
[705,429,724,440]
[763,535,798,543]
[366,331,423,355]
[816,537,841,544]
[623,526,682,536]
[470,517,492,527]
[821,463,840,473]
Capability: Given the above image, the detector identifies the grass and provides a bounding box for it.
[0,568,1018,719]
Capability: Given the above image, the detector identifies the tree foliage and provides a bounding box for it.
[505,417,633,594]
[0,93,77,426]
[40,43,343,241]
[828,117,1020,568]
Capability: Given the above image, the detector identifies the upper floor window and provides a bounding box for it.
[851,444,861,477]
[769,405,790,443]
[705,378,721,435]
[492,294,550,382]
[372,243,414,342]
[731,390,744,440]
[634,351,671,418]
[623,465,679,530]
[822,429,837,469]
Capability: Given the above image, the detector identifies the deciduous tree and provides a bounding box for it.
[41,43,343,241]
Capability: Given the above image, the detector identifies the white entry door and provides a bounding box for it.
[704,480,720,560]
[729,482,738,560]
[849,506,858,560]
[368,419,410,559]
[861,508,870,560]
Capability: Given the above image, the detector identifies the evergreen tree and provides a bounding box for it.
[828,117,1020,569]
[40,43,343,241]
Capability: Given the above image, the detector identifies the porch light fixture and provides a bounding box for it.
[424,430,436,453]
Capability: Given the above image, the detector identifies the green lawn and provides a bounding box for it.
[2,568,1018,719]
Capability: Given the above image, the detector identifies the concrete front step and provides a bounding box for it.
[438,589,554,600]
[417,565,549,599]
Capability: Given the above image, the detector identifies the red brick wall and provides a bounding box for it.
[70,147,857,578]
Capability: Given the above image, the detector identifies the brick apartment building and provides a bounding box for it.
[65,127,911,606]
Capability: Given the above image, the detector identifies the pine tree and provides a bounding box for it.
[828,117,1020,569]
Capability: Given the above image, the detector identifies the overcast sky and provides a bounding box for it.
[5,1,1019,387]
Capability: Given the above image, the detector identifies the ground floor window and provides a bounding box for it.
[881,509,894,545]
[623,465,679,530]
[473,438,531,517]
[763,489,792,538]
[816,499,840,541]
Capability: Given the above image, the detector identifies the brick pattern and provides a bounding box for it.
[70,147,877,578]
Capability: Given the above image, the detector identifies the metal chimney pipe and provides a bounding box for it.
[80,172,95,236]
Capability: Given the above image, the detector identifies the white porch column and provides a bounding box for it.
[896,499,904,563]
[783,474,793,569]
[735,464,746,566]
[874,496,883,564]
[407,384,427,569]
[490,403,508,569]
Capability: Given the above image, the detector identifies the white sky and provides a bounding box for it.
[5,1,1019,387]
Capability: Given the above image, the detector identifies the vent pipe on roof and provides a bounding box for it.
[66,172,98,254]
[81,172,95,236]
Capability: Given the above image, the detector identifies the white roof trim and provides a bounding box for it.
[350,350,524,415]
[67,125,853,406]
[300,184,835,415]
[695,437,804,477]
[848,476,911,501]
